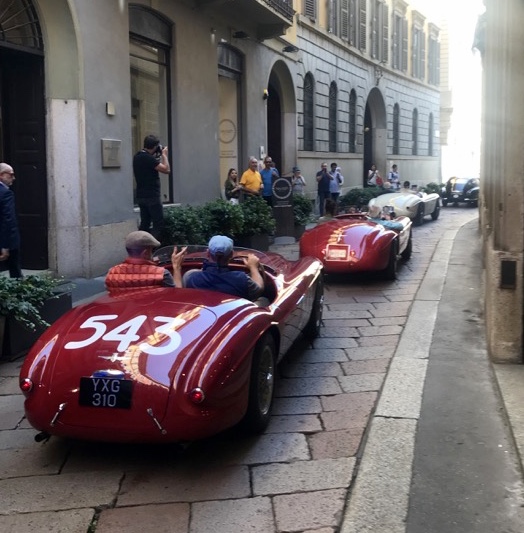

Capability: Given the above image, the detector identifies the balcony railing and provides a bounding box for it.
[263,0,294,21]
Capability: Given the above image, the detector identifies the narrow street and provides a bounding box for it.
[2,206,521,533]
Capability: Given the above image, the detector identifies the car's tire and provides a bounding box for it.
[414,204,425,226]
[241,333,276,434]
[383,241,398,280]
[431,203,440,220]
[303,276,324,340]
[442,199,448,207]
[400,229,412,261]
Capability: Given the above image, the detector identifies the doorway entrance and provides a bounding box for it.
[0,49,47,269]
[363,87,387,188]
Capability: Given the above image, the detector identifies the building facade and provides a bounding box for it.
[0,0,440,277]
[478,0,524,363]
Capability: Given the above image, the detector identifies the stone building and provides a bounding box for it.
[0,0,440,277]
[478,0,524,363]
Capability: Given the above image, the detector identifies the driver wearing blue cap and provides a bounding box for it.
[183,235,264,301]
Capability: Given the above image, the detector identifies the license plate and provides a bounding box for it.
[326,244,349,261]
[79,377,133,409]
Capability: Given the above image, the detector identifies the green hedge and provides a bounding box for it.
[161,195,276,245]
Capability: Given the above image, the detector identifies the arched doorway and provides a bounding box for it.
[266,61,296,176]
[363,87,387,187]
[0,1,47,269]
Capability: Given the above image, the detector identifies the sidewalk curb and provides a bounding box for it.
[340,219,473,533]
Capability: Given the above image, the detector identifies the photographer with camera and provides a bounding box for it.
[133,134,171,240]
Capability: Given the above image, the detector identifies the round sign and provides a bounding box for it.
[272,177,292,201]
[219,119,237,144]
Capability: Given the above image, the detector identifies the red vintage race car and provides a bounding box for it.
[19,246,323,443]
[299,213,412,279]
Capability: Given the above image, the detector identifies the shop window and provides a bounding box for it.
[129,6,172,204]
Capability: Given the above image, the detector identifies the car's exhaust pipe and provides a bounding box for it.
[34,432,50,442]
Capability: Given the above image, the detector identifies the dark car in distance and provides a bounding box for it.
[441,177,480,207]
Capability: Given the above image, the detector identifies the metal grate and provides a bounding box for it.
[0,0,43,51]
[264,0,294,21]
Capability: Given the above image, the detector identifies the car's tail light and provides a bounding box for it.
[20,378,33,393]
[189,387,205,404]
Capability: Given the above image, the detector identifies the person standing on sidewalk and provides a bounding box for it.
[239,156,263,197]
[329,162,344,203]
[133,135,170,240]
[316,162,332,217]
[260,156,279,206]
[0,162,22,278]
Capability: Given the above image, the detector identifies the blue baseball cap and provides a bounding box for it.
[208,235,234,256]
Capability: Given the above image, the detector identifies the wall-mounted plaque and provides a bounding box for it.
[101,139,121,168]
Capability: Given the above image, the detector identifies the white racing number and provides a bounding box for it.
[65,314,185,355]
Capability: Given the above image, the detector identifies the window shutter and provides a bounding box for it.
[359,0,367,51]
[304,0,317,20]
[402,19,408,71]
[382,4,389,63]
[436,41,440,84]
[341,0,349,40]
[421,31,426,80]
[371,4,378,59]
[329,0,336,33]
[349,0,356,45]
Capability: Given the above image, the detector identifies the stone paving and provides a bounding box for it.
[0,207,477,533]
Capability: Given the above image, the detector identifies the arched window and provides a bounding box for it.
[393,103,400,155]
[349,90,357,154]
[329,81,338,153]
[129,5,173,203]
[303,73,315,152]
[428,112,434,156]
[0,0,42,51]
[412,108,418,156]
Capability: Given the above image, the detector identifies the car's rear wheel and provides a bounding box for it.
[400,230,412,260]
[383,241,398,280]
[242,333,276,434]
[431,203,440,220]
[442,199,448,207]
[303,276,324,340]
[414,205,425,226]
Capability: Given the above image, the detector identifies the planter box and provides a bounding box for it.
[235,234,270,251]
[1,290,72,360]
[294,224,306,240]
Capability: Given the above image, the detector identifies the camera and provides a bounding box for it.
[154,144,163,156]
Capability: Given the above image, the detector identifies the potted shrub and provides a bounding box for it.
[292,194,314,239]
[200,199,244,241]
[339,187,387,212]
[161,204,207,245]
[0,275,72,359]
[235,195,276,251]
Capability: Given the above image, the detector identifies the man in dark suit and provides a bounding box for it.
[0,162,22,278]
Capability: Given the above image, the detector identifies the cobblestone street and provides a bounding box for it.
[0,208,479,533]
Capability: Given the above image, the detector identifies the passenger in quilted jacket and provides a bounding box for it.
[105,231,186,290]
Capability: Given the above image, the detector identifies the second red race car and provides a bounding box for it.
[299,212,412,280]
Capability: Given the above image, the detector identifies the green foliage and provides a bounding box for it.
[292,194,314,226]
[238,195,276,236]
[162,205,207,245]
[0,275,61,330]
[199,199,244,240]
[339,187,388,210]
[161,196,276,245]
[421,182,443,194]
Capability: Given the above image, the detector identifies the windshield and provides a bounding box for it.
[153,245,273,268]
